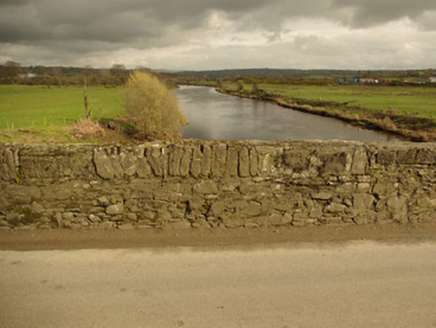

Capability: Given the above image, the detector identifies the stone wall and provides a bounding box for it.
[0,141,435,230]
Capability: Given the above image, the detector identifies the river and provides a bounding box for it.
[175,85,397,141]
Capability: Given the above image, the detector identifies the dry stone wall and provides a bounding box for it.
[0,141,435,230]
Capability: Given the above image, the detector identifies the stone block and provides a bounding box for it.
[212,144,227,178]
[416,149,435,165]
[211,201,227,217]
[418,212,435,223]
[375,211,393,224]
[98,221,116,230]
[312,191,333,201]
[190,146,203,178]
[353,194,375,212]
[192,219,211,229]
[258,154,277,176]
[335,183,356,194]
[7,185,41,205]
[397,149,416,165]
[351,147,368,174]
[243,218,261,228]
[309,205,323,219]
[238,201,262,217]
[19,145,93,180]
[118,223,136,230]
[6,213,21,227]
[322,153,347,175]
[324,202,347,215]
[168,146,182,176]
[273,199,293,213]
[357,183,371,193]
[180,148,192,177]
[292,211,309,227]
[97,196,110,206]
[201,145,212,177]
[226,147,238,177]
[373,178,396,198]
[88,214,101,223]
[193,180,219,195]
[268,213,293,226]
[136,157,152,177]
[281,150,309,172]
[386,196,408,215]
[126,213,138,222]
[119,151,136,176]
[106,203,124,215]
[238,147,250,177]
[255,145,277,155]
[0,147,16,181]
[31,202,45,215]
[353,213,369,225]
[220,214,244,228]
[375,149,396,165]
[146,145,167,177]
[319,217,343,225]
[94,147,123,179]
[249,149,259,176]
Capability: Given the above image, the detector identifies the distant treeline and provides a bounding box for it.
[170,68,436,87]
[171,68,421,79]
[1,61,435,87]
[0,62,181,90]
[0,62,134,87]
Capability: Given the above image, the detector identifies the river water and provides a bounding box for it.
[175,85,396,141]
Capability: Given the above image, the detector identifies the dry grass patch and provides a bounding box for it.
[69,118,105,140]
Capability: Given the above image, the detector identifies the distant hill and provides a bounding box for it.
[169,68,424,79]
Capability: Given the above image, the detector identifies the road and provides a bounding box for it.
[1,240,436,328]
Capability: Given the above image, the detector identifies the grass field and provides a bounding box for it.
[261,84,436,119]
[0,85,124,142]
[0,85,124,130]
[229,83,436,119]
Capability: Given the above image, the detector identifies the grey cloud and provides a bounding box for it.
[417,11,436,30]
[0,1,163,44]
[0,0,333,43]
[3,0,436,45]
[331,0,436,29]
[0,0,28,6]
[1,0,435,68]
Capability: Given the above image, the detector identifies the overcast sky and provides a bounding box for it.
[1,0,436,70]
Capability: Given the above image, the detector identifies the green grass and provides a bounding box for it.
[0,85,124,130]
[258,84,436,119]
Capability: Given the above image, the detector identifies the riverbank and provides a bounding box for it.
[217,86,436,142]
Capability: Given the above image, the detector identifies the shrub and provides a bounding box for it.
[124,72,187,140]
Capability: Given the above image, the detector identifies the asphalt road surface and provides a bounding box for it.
[1,240,436,328]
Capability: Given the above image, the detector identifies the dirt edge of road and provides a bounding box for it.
[1,223,436,251]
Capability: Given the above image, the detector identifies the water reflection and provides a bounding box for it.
[175,85,397,141]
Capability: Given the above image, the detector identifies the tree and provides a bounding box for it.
[111,64,129,85]
[421,69,435,82]
[50,67,65,87]
[124,71,188,140]
[4,60,21,83]
[236,80,244,92]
